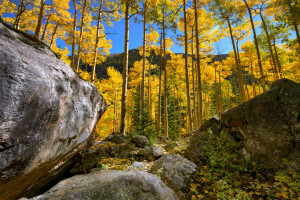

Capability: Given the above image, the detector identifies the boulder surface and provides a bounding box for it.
[186,79,300,169]
[29,170,179,200]
[151,154,197,191]
[0,20,106,199]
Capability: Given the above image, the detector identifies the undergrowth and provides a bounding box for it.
[188,135,300,200]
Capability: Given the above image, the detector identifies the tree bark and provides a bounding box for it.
[243,0,265,92]
[71,0,77,69]
[193,0,203,126]
[259,12,279,79]
[141,1,147,115]
[250,62,256,97]
[183,0,193,132]
[227,18,245,103]
[91,0,104,83]
[120,2,129,134]
[34,0,46,38]
[49,23,58,48]
[75,0,88,72]
[41,10,53,41]
[158,32,163,135]
[163,14,168,137]
[14,0,25,30]
[191,26,198,129]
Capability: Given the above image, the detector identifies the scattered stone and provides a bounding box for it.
[29,170,179,200]
[151,154,197,191]
[131,135,149,147]
[164,141,180,151]
[129,161,145,171]
[104,133,127,144]
[115,143,137,159]
[138,145,164,160]
[69,146,107,174]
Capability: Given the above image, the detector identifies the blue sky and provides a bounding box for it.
[100,15,234,55]
[56,0,237,55]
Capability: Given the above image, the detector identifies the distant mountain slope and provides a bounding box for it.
[94,49,228,79]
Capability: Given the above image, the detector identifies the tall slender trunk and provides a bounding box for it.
[234,71,238,104]
[236,40,247,100]
[286,0,300,46]
[49,23,58,48]
[273,39,284,77]
[75,0,88,72]
[71,0,77,69]
[148,57,152,119]
[214,65,218,116]
[227,18,245,103]
[259,12,278,79]
[191,26,198,129]
[194,0,203,126]
[250,62,256,97]
[218,71,223,114]
[141,1,147,114]
[115,93,119,133]
[179,98,182,133]
[91,0,104,83]
[158,32,163,135]
[120,2,129,134]
[14,0,25,30]
[183,0,193,132]
[243,0,265,92]
[163,14,168,137]
[34,0,46,37]
[41,10,53,41]
[293,22,300,46]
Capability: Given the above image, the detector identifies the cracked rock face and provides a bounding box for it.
[29,170,179,200]
[186,79,300,170]
[0,20,106,199]
[151,154,197,192]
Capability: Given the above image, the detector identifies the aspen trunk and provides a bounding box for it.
[243,0,265,92]
[194,0,203,126]
[183,0,193,132]
[218,71,223,114]
[75,0,88,72]
[148,57,152,119]
[163,14,168,137]
[71,0,77,69]
[273,39,284,77]
[250,62,256,97]
[141,1,147,114]
[259,12,278,79]
[158,32,162,135]
[34,0,46,38]
[191,26,198,129]
[92,0,104,83]
[120,2,129,134]
[49,23,58,48]
[41,10,53,41]
[14,0,25,30]
[227,18,245,103]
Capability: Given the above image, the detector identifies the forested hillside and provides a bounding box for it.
[94,49,229,79]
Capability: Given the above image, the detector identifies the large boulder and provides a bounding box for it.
[151,154,197,191]
[186,79,300,170]
[28,170,179,200]
[0,20,106,199]
[131,135,149,147]
[138,145,164,161]
[104,132,127,144]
